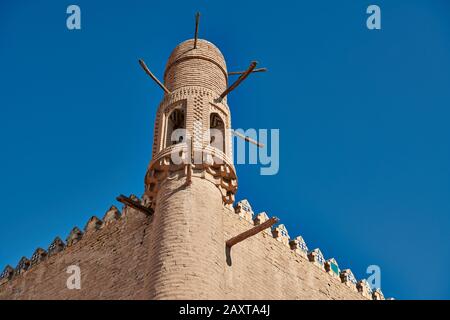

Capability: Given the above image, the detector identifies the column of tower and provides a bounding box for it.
[145,39,237,299]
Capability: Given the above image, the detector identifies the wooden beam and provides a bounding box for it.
[138,59,171,94]
[226,217,279,248]
[218,61,257,101]
[232,130,265,148]
[116,194,154,216]
[185,163,192,186]
[228,67,267,76]
[194,12,200,49]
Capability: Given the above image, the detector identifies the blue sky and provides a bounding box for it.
[1,0,450,300]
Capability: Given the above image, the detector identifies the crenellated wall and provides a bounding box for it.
[0,195,386,300]
[0,200,154,300]
[224,200,375,300]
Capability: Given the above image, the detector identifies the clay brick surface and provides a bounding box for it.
[0,188,366,300]
[0,210,153,300]
[148,176,225,299]
[223,208,365,300]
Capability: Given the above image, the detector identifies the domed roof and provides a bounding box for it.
[165,39,227,75]
[163,39,228,94]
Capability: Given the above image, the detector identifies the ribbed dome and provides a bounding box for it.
[163,39,228,95]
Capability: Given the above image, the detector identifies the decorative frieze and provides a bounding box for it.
[308,248,326,270]
[289,236,309,258]
[253,212,271,234]
[254,212,269,225]
[372,288,385,300]
[272,224,290,246]
[103,205,121,224]
[340,269,358,291]
[84,216,103,233]
[30,248,47,266]
[145,145,237,207]
[234,199,254,222]
[48,237,65,256]
[0,265,14,284]
[357,279,373,299]
[15,257,30,275]
[66,227,84,246]
[325,258,340,278]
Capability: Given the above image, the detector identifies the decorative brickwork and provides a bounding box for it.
[289,236,309,258]
[308,248,326,271]
[30,248,47,266]
[325,258,340,278]
[357,279,373,299]
[0,200,380,299]
[340,269,358,292]
[234,199,254,222]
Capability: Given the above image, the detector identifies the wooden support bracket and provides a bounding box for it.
[116,194,154,216]
[217,61,257,102]
[185,163,192,186]
[138,59,171,94]
[194,12,200,49]
[226,217,279,248]
[228,67,267,76]
[232,130,265,148]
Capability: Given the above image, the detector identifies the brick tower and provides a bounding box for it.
[144,39,237,299]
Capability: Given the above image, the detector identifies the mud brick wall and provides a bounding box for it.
[0,194,368,300]
[222,207,365,300]
[0,208,153,300]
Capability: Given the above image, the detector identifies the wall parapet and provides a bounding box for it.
[233,198,390,300]
[0,195,147,289]
[1,196,390,300]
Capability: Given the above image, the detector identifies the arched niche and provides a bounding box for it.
[209,112,226,153]
[165,107,186,148]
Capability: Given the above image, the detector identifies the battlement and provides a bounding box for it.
[229,199,388,300]
[0,195,389,300]
[0,202,123,287]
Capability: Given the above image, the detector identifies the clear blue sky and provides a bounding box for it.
[1,0,450,300]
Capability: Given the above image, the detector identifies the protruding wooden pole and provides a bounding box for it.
[218,61,257,101]
[138,59,171,94]
[116,194,154,216]
[185,163,192,186]
[232,130,265,148]
[228,67,267,76]
[226,217,278,248]
[194,12,200,49]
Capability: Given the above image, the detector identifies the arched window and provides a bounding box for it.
[209,113,225,153]
[165,108,185,147]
